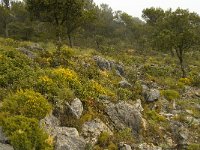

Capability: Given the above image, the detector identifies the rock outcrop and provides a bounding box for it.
[93,56,124,76]
[0,143,13,150]
[0,127,8,144]
[119,142,132,150]
[40,113,60,135]
[171,121,189,149]
[138,143,162,150]
[119,80,132,88]
[66,98,83,119]
[82,118,113,144]
[40,114,86,150]
[106,100,143,134]
[142,85,160,102]
[54,127,86,150]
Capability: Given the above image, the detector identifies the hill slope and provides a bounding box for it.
[0,38,200,150]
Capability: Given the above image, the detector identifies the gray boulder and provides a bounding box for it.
[106,100,143,134]
[115,63,125,76]
[28,43,43,51]
[119,142,132,150]
[0,143,13,150]
[119,80,132,88]
[66,98,83,119]
[0,127,8,143]
[40,114,86,150]
[16,47,36,59]
[138,143,162,150]
[82,118,113,144]
[93,56,112,70]
[93,56,125,76]
[147,89,160,102]
[142,85,160,102]
[171,121,189,149]
[40,113,60,135]
[54,127,86,150]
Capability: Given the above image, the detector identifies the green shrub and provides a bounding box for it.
[191,75,200,87]
[116,88,132,101]
[188,143,200,150]
[93,145,102,150]
[146,110,166,122]
[2,89,51,120]
[0,47,40,89]
[0,38,19,47]
[82,80,114,99]
[143,64,172,77]
[108,142,118,150]
[2,115,53,150]
[115,128,134,143]
[51,45,74,67]
[98,132,111,147]
[162,90,180,101]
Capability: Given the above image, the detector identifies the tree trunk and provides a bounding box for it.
[96,40,100,49]
[56,26,62,51]
[176,48,186,78]
[179,56,186,78]
[4,22,9,38]
[68,33,73,48]
[170,49,175,57]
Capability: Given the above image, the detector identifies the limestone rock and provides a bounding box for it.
[66,98,83,119]
[40,114,86,150]
[93,56,124,76]
[28,43,43,51]
[40,113,60,135]
[186,116,200,125]
[142,85,160,102]
[106,100,143,134]
[54,127,86,150]
[82,118,113,144]
[0,127,8,143]
[119,142,132,150]
[0,143,13,150]
[138,143,162,150]
[171,121,189,148]
[119,80,132,88]
[93,55,112,70]
[16,47,36,59]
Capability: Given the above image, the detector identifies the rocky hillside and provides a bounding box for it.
[0,38,200,150]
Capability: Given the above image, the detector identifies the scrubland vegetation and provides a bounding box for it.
[0,0,200,150]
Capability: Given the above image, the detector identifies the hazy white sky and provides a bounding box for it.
[93,0,200,18]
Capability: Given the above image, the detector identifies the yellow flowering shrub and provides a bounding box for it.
[37,75,55,94]
[179,78,191,85]
[51,67,81,90]
[84,80,115,98]
[2,89,51,120]
[38,76,54,85]
[52,67,77,80]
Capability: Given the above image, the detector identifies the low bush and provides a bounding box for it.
[98,132,111,147]
[162,90,180,101]
[191,75,200,87]
[116,88,132,101]
[146,110,166,122]
[115,128,134,143]
[188,143,200,150]
[2,89,51,120]
[179,78,191,85]
[2,115,53,150]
